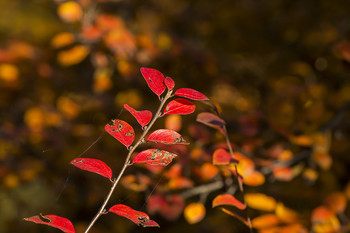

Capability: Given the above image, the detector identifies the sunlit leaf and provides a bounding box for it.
[213,148,237,165]
[273,167,293,181]
[200,163,219,180]
[124,104,152,127]
[140,67,166,97]
[109,204,159,227]
[51,32,75,48]
[252,214,279,229]
[311,206,340,233]
[212,194,246,210]
[275,202,299,224]
[174,88,208,100]
[70,158,112,179]
[184,203,206,224]
[244,193,276,211]
[163,98,195,115]
[57,1,83,23]
[24,214,75,233]
[147,129,188,144]
[164,77,175,90]
[243,170,265,186]
[196,112,225,133]
[57,45,89,66]
[105,119,135,147]
[133,149,177,166]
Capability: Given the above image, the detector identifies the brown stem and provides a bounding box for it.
[84,90,173,233]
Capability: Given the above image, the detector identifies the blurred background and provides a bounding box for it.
[1,0,350,232]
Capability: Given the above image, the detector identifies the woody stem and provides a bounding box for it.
[84,90,172,233]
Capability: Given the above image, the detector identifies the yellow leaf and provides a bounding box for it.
[184,203,206,224]
[312,151,332,170]
[57,45,89,66]
[0,63,18,82]
[311,206,340,233]
[290,135,313,147]
[51,32,75,48]
[243,170,265,186]
[245,193,276,211]
[275,202,299,223]
[165,114,182,132]
[57,96,80,119]
[57,1,83,23]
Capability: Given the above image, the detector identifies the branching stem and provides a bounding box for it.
[84,90,172,233]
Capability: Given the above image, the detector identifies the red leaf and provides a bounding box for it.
[133,149,177,166]
[212,194,246,210]
[105,119,135,147]
[109,204,159,228]
[196,112,225,133]
[24,214,75,233]
[213,149,237,165]
[124,104,152,127]
[147,129,188,144]
[147,194,185,220]
[140,67,166,97]
[70,158,112,179]
[164,77,175,90]
[174,88,208,100]
[163,98,195,115]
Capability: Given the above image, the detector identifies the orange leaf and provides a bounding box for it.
[324,192,347,213]
[275,202,299,224]
[57,45,89,66]
[168,177,194,189]
[57,1,83,23]
[212,194,246,210]
[220,208,250,226]
[245,193,276,211]
[243,170,265,186]
[184,203,206,224]
[273,167,293,181]
[311,206,340,233]
[252,214,279,229]
[200,163,219,180]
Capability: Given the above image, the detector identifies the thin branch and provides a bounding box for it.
[84,90,173,233]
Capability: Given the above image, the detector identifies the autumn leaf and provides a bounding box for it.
[70,158,112,179]
[147,129,188,144]
[174,88,208,100]
[57,1,82,23]
[220,208,250,226]
[163,98,195,115]
[109,204,159,227]
[24,214,75,233]
[324,192,347,213]
[124,104,152,127]
[212,148,237,165]
[275,202,299,224]
[212,194,246,210]
[311,206,340,233]
[105,119,135,147]
[133,149,177,166]
[196,112,225,134]
[251,214,280,229]
[140,67,166,97]
[164,77,175,90]
[147,194,184,220]
[244,193,276,211]
[184,203,206,224]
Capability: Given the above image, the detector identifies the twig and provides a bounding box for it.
[84,90,173,233]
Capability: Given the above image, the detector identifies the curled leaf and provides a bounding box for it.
[24,214,75,233]
[133,149,177,166]
[221,208,250,226]
[70,158,112,179]
[164,77,175,90]
[124,104,152,127]
[196,112,225,134]
[212,194,246,210]
[140,67,166,97]
[105,119,135,147]
[109,204,159,227]
[174,88,208,100]
[163,98,195,115]
[147,129,188,144]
